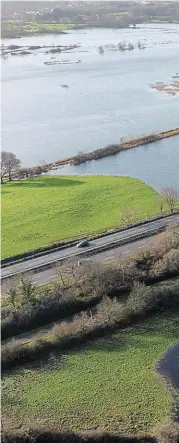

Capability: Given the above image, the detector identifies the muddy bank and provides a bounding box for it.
[156,342,179,422]
[150,77,179,96]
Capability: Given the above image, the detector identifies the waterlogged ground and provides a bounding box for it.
[1,24,179,189]
[2,314,179,435]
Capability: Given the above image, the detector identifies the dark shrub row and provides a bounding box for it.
[1,429,154,443]
[2,281,179,372]
[1,290,102,341]
[2,238,179,342]
[2,421,179,443]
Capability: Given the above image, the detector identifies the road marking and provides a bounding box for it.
[138,246,145,249]
[48,275,58,279]
[105,256,114,260]
[123,250,130,254]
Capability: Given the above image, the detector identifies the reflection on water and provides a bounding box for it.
[1,24,179,189]
[156,342,179,422]
[46,136,179,191]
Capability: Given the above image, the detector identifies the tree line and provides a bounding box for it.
[2,1,179,27]
[98,40,145,54]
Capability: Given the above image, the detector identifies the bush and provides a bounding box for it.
[2,281,179,371]
[1,288,101,341]
[2,225,179,342]
[1,429,155,443]
[155,422,179,443]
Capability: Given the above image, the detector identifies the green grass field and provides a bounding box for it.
[2,314,178,435]
[2,175,160,258]
[2,21,78,37]
[23,22,74,31]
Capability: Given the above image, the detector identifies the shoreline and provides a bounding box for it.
[3,127,178,182]
[156,342,179,423]
[2,21,179,40]
[19,127,179,178]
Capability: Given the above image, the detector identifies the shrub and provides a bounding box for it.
[155,421,179,443]
[2,280,179,371]
[1,428,155,443]
[2,225,179,342]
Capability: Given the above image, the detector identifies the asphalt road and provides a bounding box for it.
[1,213,179,287]
[0,233,170,290]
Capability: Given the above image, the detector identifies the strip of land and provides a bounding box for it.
[18,128,179,177]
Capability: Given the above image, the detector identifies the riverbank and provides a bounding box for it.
[11,128,179,180]
[156,342,179,422]
[1,22,80,39]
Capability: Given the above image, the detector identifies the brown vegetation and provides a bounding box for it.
[2,279,179,371]
[2,422,179,443]
[1,429,155,443]
[6,128,178,181]
[150,81,179,96]
[155,421,179,443]
[1,224,179,371]
[2,224,179,342]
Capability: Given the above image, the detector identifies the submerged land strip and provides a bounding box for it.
[19,127,179,177]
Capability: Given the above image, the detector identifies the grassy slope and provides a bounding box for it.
[2,175,160,258]
[2,314,178,435]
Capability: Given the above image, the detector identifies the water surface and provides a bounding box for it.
[1,24,179,189]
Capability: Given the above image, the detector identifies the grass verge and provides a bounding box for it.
[2,313,178,435]
[1,175,160,258]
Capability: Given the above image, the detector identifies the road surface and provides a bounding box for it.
[0,236,171,289]
[1,213,179,287]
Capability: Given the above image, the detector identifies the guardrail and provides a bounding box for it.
[2,211,179,268]
[1,227,163,281]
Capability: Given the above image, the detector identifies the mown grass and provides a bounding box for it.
[2,313,178,435]
[1,175,160,258]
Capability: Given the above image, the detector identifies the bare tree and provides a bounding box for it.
[162,186,179,213]
[119,204,141,226]
[98,45,104,54]
[156,194,166,215]
[8,287,18,310]
[1,151,21,183]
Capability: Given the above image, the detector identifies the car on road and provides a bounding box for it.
[77,239,90,248]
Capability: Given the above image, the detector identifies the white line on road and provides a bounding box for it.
[48,275,58,280]
[105,256,114,260]
[123,250,130,254]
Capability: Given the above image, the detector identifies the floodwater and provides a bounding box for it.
[157,342,179,391]
[156,342,179,421]
[1,24,179,190]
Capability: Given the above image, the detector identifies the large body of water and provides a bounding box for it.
[1,24,179,190]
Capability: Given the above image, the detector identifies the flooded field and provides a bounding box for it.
[1,24,179,189]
